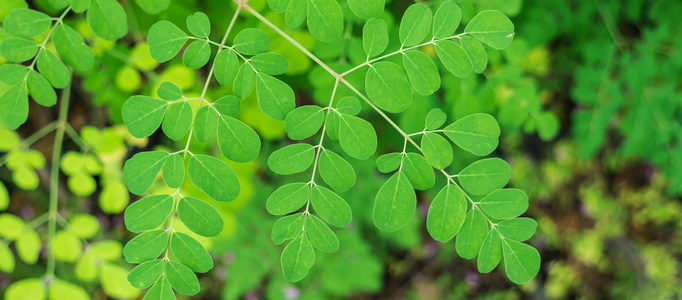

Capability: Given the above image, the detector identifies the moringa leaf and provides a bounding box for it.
[480,188,529,220]
[234,28,269,55]
[306,0,343,42]
[455,209,489,259]
[187,154,240,202]
[347,0,383,20]
[435,40,472,78]
[305,215,339,252]
[426,184,467,242]
[464,10,514,50]
[250,52,288,75]
[165,260,200,295]
[170,232,214,273]
[161,101,193,141]
[502,239,540,284]
[402,50,440,96]
[401,153,435,191]
[266,183,309,216]
[256,73,296,120]
[0,38,38,62]
[425,108,446,130]
[318,149,356,192]
[177,196,223,237]
[461,36,488,73]
[458,158,510,196]
[162,153,184,188]
[281,232,315,282]
[87,0,128,40]
[233,63,256,99]
[148,21,188,62]
[2,9,51,38]
[272,213,305,245]
[193,106,218,143]
[338,114,377,160]
[121,96,168,138]
[214,49,239,86]
[310,185,352,227]
[362,17,388,58]
[365,62,412,113]
[217,115,261,162]
[285,105,324,140]
[399,3,432,46]
[268,143,315,175]
[36,50,70,89]
[122,230,168,263]
[123,151,169,195]
[124,194,173,233]
[477,229,502,273]
[421,132,453,169]
[157,82,183,100]
[186,11,210,38]
[373,172,416,232]
[127,260,164,289]
[497,218,537,241]
[443,113,500,156]
[53,23,94,71]
[375,153,402,173]
[432,1,462,38]
[182,40,211,69]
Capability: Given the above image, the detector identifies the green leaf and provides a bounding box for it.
[348,0,383,20]
[318,149,356,192]
[148,21,188,62]
[193,106,218,143]
[123,230,168,263]
[213,95,240,116]
[425,108,446,130]
[443,113,500,156]
[306,0,343,42]
[285,0,306,28]
[48,280,89,300]
[268,143,315,175]
[432,1,461,38]
[399,3,432,46]
[421,133,452,169]
[480,188,528,219]
[250,52,288,75]
[53,23,94,71]
[268,0,289,13]
[70,0,91,13]
[0,38,38,62]
[145,275,175,300]
[162,101,193,140]
[135,0,170,14]
[373,172,416,232]
[87,0,128,40]
[502,239,540,284]
[121,96,168,138]
[0,65,28,129]
[464,10,514,50]
[335,96,361,115]
[455,209,489,259]
[256,73,296,120]
[233,63,255,98]
[365,62,412,113]
[285,105,324,140]
[16,228,40,264]
[3,9,51,38]
[461,36,488,73]
[187,154,240,202]
[69,214,100,239]
[162,154,184,188]
[0,243,14,273]
[5,278,45,300]
[497,218,537,241]
[214,49,239,86]
[458,158,510,195]
[426,184,467,242]
[0,213,24,240]
[124,194,173,232]
[402,50,441,96]
[272,213,304,245]
[0,181,8,211]
[375,153,401,173]
[435,40,472,78]
[170,232,213,273]
[536,111,559,141]
[324,113,339,140]
[305,215,339,252]
[186,12,210,38]
[128,260,164,289]
[234,28,269,55]
[177,196,223,237]
[478,230,502,273]
[362,17,388,58]
[281,232,315,282]
[183,40,211,69]
[123,151,169,195]
[157,82,182,100]
[267,183,309,215]
[338,114,377,160]
[36,50,70,88]
[165,260,200,295]
[401,153,435,190]
[310,185,351,227]
[217,115,261,162]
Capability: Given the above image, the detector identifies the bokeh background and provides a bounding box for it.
[1,0,681,299]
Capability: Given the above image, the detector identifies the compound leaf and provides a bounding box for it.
[432,1,462,38]
[281,232,315,282]
[87,0,128,40]
[310,185,351,227]
[373,172,416,232]
[375,153,401,173]
[461,36,488,73]
[187,154,240,202]
[0,65,28,129]
[464,10,514,50]
[478,230,502,273]
[165,260,200,295]
[502,239,540,284]
[148,21,188,62]
[250,52,288,75]
[124,194,173,233]
[122,96,168,138]
[443,113,500,156]
[425,108,446,130]
[3,9,51,38]
[233,63,255,99]
[338,114,377,160]
[497,218,537,241]
[162,101,193,141]
[214,49,239,86]
[455,209,489,259]
[186,11,210,38]
[170,232,213,273]
[435,40,472,78]
[193,106,218,143]
[123,230,168,263]
[285,105,324,140]
[421,132,453,169]
[234,28,269,55]
[268,143,315,175]
[182,40,211,69]
[305,215,339,252]
[214,95,240,116]
[36,50,70,89]
[426,184,467,242]
[480,188,529,220]
[318,149,356,192]
[256,73,296,120]
[127,260,164,289]
[362,17,388,58]
[401,153,435,191]
[123,151,169,195]
[365,61,412,113]
[0,38,38,62]
[266,183,309,215]
[157,82,182,100]
[53,23,94,71]
[458,158,510,196]
[399,3,432,46]
[402,50,440,96]
[217,115,261,162]
[26,70,55,107]
[177,197,223,237]
[306,0,343,42]
[272,213,305,245]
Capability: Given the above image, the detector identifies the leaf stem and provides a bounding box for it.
[44,79,71,283]
[20,121,58,148]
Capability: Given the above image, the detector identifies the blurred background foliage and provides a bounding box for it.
[1,0,681,299]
